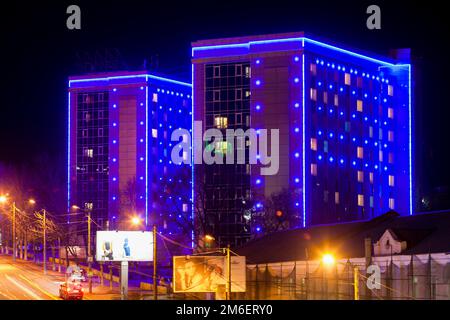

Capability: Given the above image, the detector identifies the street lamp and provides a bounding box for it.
[0,195,7,204]
[322,253,336,267]
[131,216,142,226]
[28,199,36,205]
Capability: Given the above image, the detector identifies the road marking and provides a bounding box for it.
[18,275,59,300]
[5,274,43,300]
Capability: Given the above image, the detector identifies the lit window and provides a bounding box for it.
[388,108,394,119]
[335,192,340,204]
[369,172,373,184]
[388,152,394,164]
[182,203,188,212]
[323,92,328,104]
[245,66,251,78]
[214,116,228,129]
[357,171,364,183]
[389,175,395,187]
[215,141,228,154]
[235,89,242,101]
[152,129,158,138]
[379,128,383,140]
[388,85,394,96]
[334,94,338,106]
[84,148,93,158]
[324,141,328,153]
[379,150,383,162]
[388,131,394,142]
[357,147,364,159]
[310,88,317,101]
[310,63,317,76]
[311,163,317,176]
[310,138,317,151]
[152,93,158,103]
[357,100,363,112]
[389,198,395,209]
[358,195,364,207]
[345,73,351,85]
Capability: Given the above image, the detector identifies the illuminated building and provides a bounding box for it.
[192,32,413,246]
[68,71,192,236]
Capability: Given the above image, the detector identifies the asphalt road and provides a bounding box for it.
[0,255,63,300]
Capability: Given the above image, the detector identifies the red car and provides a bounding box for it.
[59,282,84,300]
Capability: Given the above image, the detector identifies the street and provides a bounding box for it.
[0,255,62,300]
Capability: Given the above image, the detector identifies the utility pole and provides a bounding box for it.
[87,211,92,293]
[12,202,16,261]
[153,224,157,300]
[43,209,47,274]
[227,245,231,300]
[354,266,360,300]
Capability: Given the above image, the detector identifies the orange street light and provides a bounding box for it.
[71,205,80,210]
[0,195,8,204]
[204,234,215,242]
[28,199,36,205]
[322,253,336,266]
[131,216,142,226]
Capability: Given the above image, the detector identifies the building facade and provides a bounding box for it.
[68,71,192,238]
[192,32,413,246]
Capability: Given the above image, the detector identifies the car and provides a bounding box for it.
[59,282,84,300]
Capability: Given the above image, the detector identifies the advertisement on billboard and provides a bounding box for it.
[95,231,153,262]
[59,246,87,260]
[173,256,246,293]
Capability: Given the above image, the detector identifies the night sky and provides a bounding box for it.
[1,1,449,198]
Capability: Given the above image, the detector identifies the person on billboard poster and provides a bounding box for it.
[176,259,207,292]
[101,240,114,260]
[123,237,131,258]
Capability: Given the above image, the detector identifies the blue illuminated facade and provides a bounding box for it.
[192,32,413,242]
[68,71,192,237]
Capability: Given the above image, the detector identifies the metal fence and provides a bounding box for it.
[243,253,450,300]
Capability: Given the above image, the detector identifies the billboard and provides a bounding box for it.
[173,256,246,293]
[59,246,87,260]
[95,231,153,262]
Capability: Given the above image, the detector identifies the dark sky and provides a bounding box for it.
[0,0,449,194]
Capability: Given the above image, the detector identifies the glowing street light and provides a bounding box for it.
[322,253,335,266]
[0,195,7,204]
[131,216,142,226]
[204,234,215,242]
[28,199,36,205]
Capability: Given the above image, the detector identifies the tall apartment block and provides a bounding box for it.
[68,71,192,239]
[192,32,413,246]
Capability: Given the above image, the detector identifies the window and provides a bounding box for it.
[97,164,103,172]
[235,88,242,101]
[379,128,383,140]
[245,66,251,78]
[310,63,317,76]
[345,122,351,132]
[369,172,373,184]
[345,73,351,85]
[98,128,104,137]
[334,94,339,106]
[324,140,328,153]
[388,152,394,164]
[389,175,395,187]
[235,113,242,125]
[152,93,158,103]
[358,195,364,207]
[98,110,104,119]
[379,150,383,162]
[213,66,220,78]
[324,190,329,203]
[152,129,158,138]
[82,129,88,138]
[357,77,363,88]
[357,100,363,112]
[323,92,328,104]
[311,163,317,176]
[388,108,394,119]
[370,196,374,208]
[98,146,104,155]
[245,90,251,98]
[388,131,394,142]
[98,93,104,101]
[214,116,228,129]
[182,203,188,212]
[213,90,220,102]
[389,198,395,209]
[84,148,93,158]
[357,147,364,159]
[310,88,317,101]
[310,138,317,151]
[369,126,373,138]
[388,85,394,96]
[357,171,364,183]
[335,192,340,204]
[235,64,242,76]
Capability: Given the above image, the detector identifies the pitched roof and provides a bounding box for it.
[235,211,450,264]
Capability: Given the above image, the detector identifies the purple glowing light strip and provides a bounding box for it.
[302,54,306,227]
[69,74,191,88]
[192,37,397,67]
[67,90,71,223]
